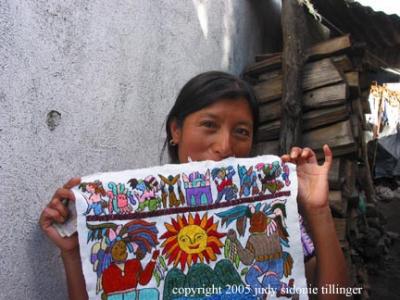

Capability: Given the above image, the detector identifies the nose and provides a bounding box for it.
[212,130,234,159]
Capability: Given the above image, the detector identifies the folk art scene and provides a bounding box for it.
[72,155,309,300]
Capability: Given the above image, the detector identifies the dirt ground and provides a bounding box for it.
[368,185,400,299]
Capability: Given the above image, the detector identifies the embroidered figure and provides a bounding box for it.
[237,165,260,197]
[79,181,108,216]
[217,201,294,297]
[128,176,162,212]
[107,182,135,214]
[256,161,285,194]
[87,220,160,299]
[282,163,291,186]
[160,213,225,271]
[211,166,238,203]
[182,170,213,206]
[159,175,185,208]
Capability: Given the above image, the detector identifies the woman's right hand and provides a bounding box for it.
[39,177,81,254]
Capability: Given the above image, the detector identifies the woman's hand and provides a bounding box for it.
[39,177,81,254]
[40,177,88,299]
[281,145,332,215]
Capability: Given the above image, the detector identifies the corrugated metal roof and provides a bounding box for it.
[312,0,400,68]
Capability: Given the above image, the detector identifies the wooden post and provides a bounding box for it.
[279,0,308,154]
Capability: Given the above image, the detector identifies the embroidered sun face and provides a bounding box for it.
[177,224,207,254]
[160,213,225,271]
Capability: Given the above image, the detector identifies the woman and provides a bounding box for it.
[39,71,348,299]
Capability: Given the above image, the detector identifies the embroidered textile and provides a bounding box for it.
[72,156,309,299]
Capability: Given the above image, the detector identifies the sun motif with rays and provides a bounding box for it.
[160,213,225,271]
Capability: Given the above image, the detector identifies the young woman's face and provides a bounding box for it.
[170,98,254,163]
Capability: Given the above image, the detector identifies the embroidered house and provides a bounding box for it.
[182,170,213,206]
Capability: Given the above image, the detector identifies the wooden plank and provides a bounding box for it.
[255,58,344,104]
[345,72,359,87]
[245,55,283,77]
[329,191,347,217]
[257,120,280,142]
[302,120,356,157]
[259,83,349,123]
[303,83,348,110]
[329,159,343,190]
[306,34,352,60]
[253,140,279,155]
[258,106,350,141]
[303,105,349,130]
[260,101,350,126]
[345,71,361,99]
[254,75,283,103]
[259,100,281,123]
[255,52,281,62]
[258,69,281,82]
[247,34,351,77]
[332,55,353,73]
[302,59,344,93]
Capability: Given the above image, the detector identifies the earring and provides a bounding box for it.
[169,139,177,146]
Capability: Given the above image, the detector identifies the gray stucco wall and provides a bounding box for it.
[0,1,275,299]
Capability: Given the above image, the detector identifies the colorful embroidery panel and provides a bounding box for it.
[73,156,308,300]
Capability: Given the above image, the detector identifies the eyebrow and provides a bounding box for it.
[236,121,253,127]
[199,113,253,127]
[198,112,219,119]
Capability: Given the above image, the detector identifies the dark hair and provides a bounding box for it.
[161,71,259,163]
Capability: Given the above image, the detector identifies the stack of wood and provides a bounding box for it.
[244,35,380,298]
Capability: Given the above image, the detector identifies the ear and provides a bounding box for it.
[169,118,182,145]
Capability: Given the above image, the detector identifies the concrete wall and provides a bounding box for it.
[0,0,273,299]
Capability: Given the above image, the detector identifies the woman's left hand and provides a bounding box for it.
[281,144,333,215]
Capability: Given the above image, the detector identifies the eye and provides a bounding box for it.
[200,120,218,129]
[235,127,251,137]
[195,233,204,240]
